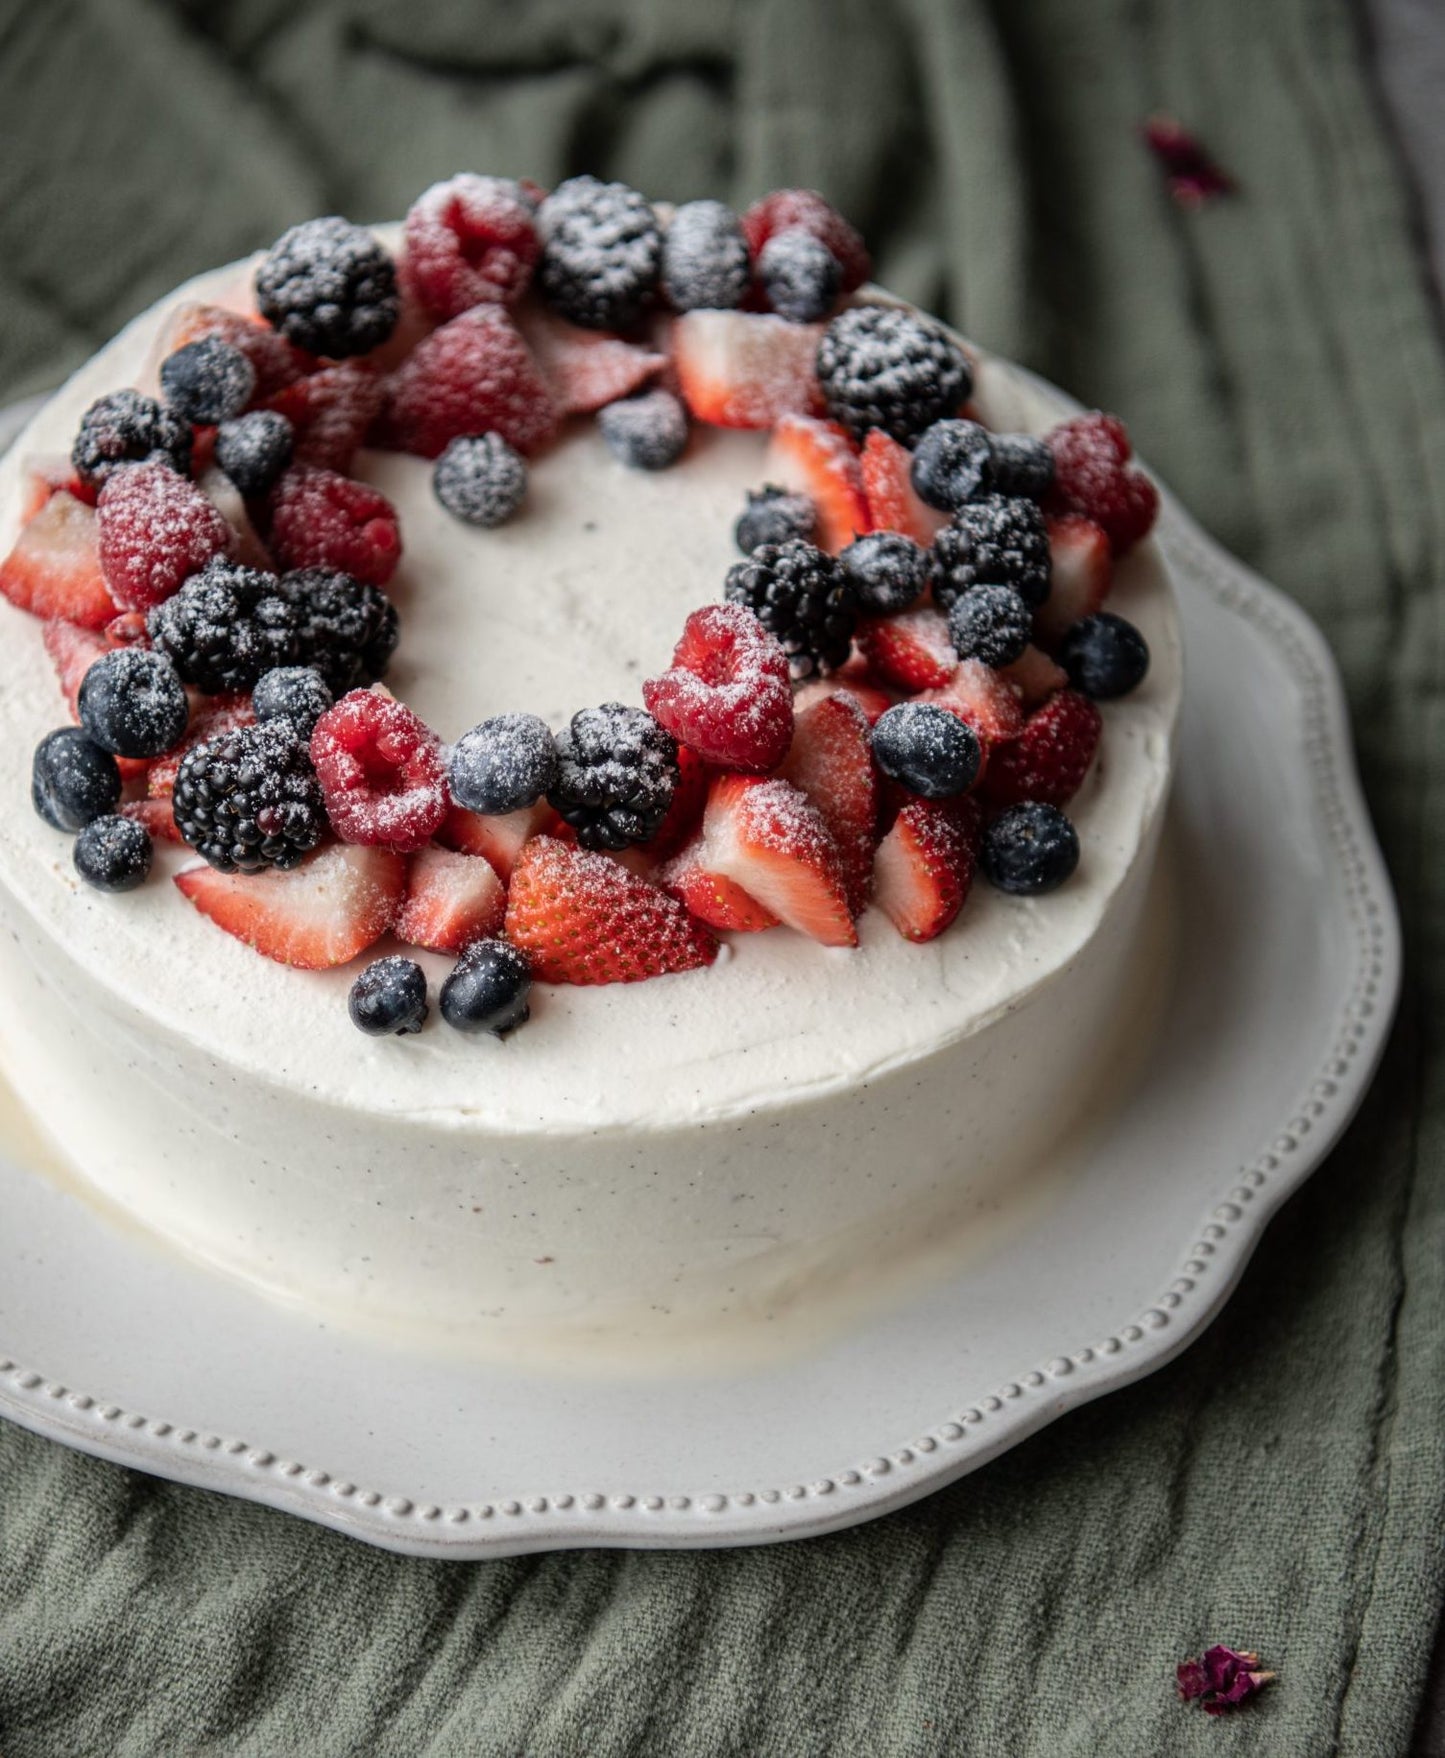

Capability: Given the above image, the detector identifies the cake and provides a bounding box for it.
[0,182,1180,1363]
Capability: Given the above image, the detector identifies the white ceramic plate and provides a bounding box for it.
[0,386,1399,1558]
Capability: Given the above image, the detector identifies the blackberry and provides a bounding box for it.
[549,704,678,850]
[988,433,1055,500]
[215,410,294,496]
[734,485,816,553]
[282,567,400,693]
[910,419,993,511]
[723,539,858,678]
[1060,612,1150,699]
[816,305,971,446]
[440,940,532,1037]
[758,228,841,323]
[981,802,1080,896]
[838,531,928,615]
[931,494,1050,611]
[74,815,152,893]
[31,729,122,832]
[597,389,688,471]
[448,713,558,817]
[71,390,192,490]
[349,956,429,1037]
[252,666,334,737]
[661,199,750,312]
[172,720,325,873]
[254,217,399,358]
[77,649,189,759]
[872,703,981,800]
[160,338,256,425]
[433,433,527,528]
[147,558,300,694]
[536,176,661,331]
[946,584,1032,667]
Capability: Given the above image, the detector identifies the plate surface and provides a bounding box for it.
[0,389,1399,1558]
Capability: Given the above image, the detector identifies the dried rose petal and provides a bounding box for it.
[1141,115,1236,208]
[1177,1643,1275,1714]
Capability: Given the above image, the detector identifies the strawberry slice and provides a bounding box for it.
[700,773,857,948]
[517,307,667,415]
[644,744,709,862]
[147,695,255,799]
[922,658,1026,747]
[658,840,781,933]
[0,492,117,629]
[860,430,947,545]
[1000,644,1069,706]
[1035,514,1114,644]
[792,672,894,726]
[505,835,717,985]
[779,691,877,915]
[394,846,506,954]
[20,455,93,524]
[672,310,825,429]
[874,796,981,943]
[765,415,871,553]
[981,689,1101,808]
[436,799,558,881]
[856,607,957,693]
[642,603,793,773]
[121,797,183,844]
[175,843,405,969]
[264,361,385,474]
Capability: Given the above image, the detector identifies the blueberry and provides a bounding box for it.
[981,802,1079,895]
[440,940,532,1037]
[1060,612,1150,700]
[160,337,256,425]
[735,485,816,553]
[73,814,152,892]
[253,666,334,737]
[433,432,527,528]
[910,419,994,511]
[758,227,842,322]
[988,433,1054,500]
[448,713,558,816]
[872,702,981,799]
[661,199,751,312]
[77,648,189,759]
[947,584,1032,666]
[839,531,929,615]
[215,409,294,496]
[597,388,688,471]
[348,956,429,1036]
[31,728,122,832]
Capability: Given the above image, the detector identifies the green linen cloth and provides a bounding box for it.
[1,0,1442,1752]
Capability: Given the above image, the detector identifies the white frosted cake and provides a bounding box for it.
[0,185,1180,1363]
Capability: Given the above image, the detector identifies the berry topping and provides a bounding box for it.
[549,703,679,851]
[981,689,1102,808]
[163,304,306,402]
[735,485,816,553]
[349,955,429,1036]
[643,602,793,772]
[838,530,929,615]
[120,797,183,844]
[816,305,970,446]
[910,419,994,511]
[858,429,948,545]
[311,690,448,852]
[77,647,189,758]
[1000,643,1069,706]
[439,938,533,1035]
[159,338,256,425]
[597,388,689,471]
[175,842,406,968]
[661,200,750,312]
[1045,413,1158,554]
[284,566,399,694]
[395,846,506,954]
[74,814,152,893]
[872,701,981,799]
[922,658,1027,747]
[988,433,1055,500]
[855,606,957,692]
[518,307,667,415]
[790,665,894,727]
[400,174,540,317]
[147,557,298,693]
[740,189,870,294]
[446,714,557,820]
[946,583,1033,667]
[381,305,558,459]
[433,433,528,527]
[697,773,857,947]
[1035,514,1113,643]
[931,493,1050,611]
[31,728,122,832]
[214,409,294,497]
[724,538,858,679]
[764,414,870,553]
[254,217,399,358]
[659,843,781,934]
[263,361,385,475]
[504,835,717,985]
[71,390,192,490]
[172,720,326,873]
[145,694,255,800]
[536,176,661,331]
[436,798,558,881]
[265,465,402,588]
[874,795,981,943]
[778,691,878,915]
[673,309,826,430]
[980,802,1080,896]
[0,492,117,629]
[1060,611,1151,699]
[758,228,842,322]
[252,666,333,737]
[96,461,232,613]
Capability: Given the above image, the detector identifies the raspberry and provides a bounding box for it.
[981,689,1102,808]
[400,174,540,317]
[71,390,192,490]
[740,190,871,293]
[643,603,794,773]
[254,217,399,359]
[536,176,661,331]
[265,465,401,587]
[96,462,232,611]
[381,306,558,460]
[264,362,384,474]
[310,690,448,851]
[1046,413,1159,554]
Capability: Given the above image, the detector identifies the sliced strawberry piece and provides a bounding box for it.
[856,607,956,693]
[97,461,232,612]
[792,651,895,726]
[0,492,117,629]
[1035,514,1114,644]
[1046,413,1159,554]
[146,695,255,799]
[765,415,871,553]
[379,305,558,459]
[642,603,793,773]
[700,773,856,948]
[161,303,309,401]
[121,797,183,844]
[644,744,709,862]
[518,307,667,415]
[394,846,506,954]
[265,361,385,474]
[435,799,558,881]
[658,840,781,932]
[981,689,1102,808]
[860,430,947,544]
[874,796,981,943]
[672,310,825,430]
[175,843,405,969]
[922,658,1026,747]
[196,468,272,569]
[1000,644,1069,706]
[779,691,877,915]
[505,835,717,985]
[20,455,93,524]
